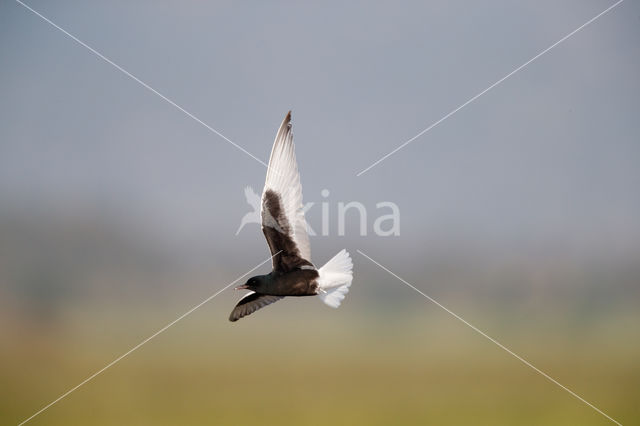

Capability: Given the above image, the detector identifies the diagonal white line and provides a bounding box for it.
[17,251,279,426]
[15,0,268,168]
[356,0,624,176]
[357,249,622,426]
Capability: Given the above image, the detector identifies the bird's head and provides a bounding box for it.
[235,275,267,292]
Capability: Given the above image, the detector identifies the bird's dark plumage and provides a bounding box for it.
[229,292,283,322]
[262,189,314,272]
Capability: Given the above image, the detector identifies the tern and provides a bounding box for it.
[229,112,353,322]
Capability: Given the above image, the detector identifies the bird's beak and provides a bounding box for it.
[234,284,249,290]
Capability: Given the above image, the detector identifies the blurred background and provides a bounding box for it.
[1,0,639,424]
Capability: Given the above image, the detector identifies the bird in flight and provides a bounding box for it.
[229,111,353,322]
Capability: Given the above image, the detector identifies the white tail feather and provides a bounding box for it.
[317,249,353,308]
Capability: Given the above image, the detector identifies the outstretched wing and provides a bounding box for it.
[228,292,284,322]
[261,111,313,272]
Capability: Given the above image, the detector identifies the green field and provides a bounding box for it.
[2,299,638,426]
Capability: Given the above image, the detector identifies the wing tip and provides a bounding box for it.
[275,111,292,139]
[268,111,294,164]
[283,111,292,131]
[228,307,245,322]
[283,110,292,130]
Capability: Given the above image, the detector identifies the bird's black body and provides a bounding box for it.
[248,269,319,296]
[228,268,319,322]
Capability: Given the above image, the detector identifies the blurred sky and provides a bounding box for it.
[2,5,640,425]
[1,0,639,266]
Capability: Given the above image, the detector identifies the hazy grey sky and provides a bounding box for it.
[1,0,639,261]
